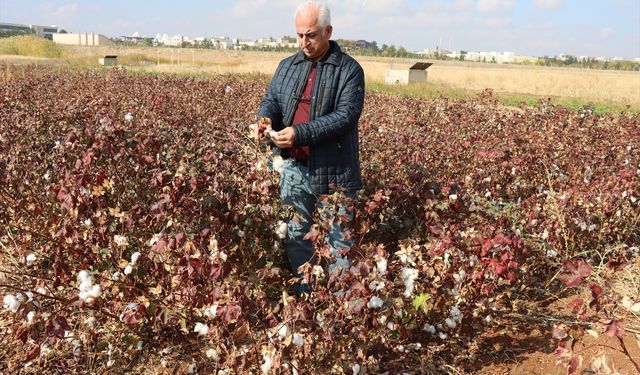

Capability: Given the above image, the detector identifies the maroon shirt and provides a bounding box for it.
[288,63,317,162]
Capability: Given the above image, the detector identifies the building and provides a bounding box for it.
[385,62,432,85]
[98,55,118,66]
[52,33,114,46]
[0,22,62,39]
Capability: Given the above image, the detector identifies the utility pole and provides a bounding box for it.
[171,49,174,66]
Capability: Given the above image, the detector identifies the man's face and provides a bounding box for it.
[295,10,332,60]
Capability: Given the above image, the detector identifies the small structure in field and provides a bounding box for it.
[385,62,433,85]
[99,55,118,66]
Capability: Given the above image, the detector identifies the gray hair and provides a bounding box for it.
[295,1,331,31]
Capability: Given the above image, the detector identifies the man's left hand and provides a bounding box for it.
[270,127,295,148]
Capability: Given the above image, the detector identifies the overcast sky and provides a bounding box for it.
[1,0,639,58]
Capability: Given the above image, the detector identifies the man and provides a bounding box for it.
[257,0,365,295]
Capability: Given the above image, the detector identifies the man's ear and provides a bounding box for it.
[325,25,333,39]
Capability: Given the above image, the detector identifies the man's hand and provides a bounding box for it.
[269,127,295,148]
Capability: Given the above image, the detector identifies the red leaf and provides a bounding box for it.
[481,239,492,256]
[605,319,626,338]
[220,303,242,323]
[557,260,592,288]
[552,324,568,339]
[45,316,70,339]
[25,345,40,362]
[568,354,583,374]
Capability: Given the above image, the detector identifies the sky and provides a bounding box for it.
[1,0,639,58]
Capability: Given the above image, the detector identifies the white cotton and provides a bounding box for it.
[450,306,462,322]
[206,348,219,361]
[438,332,448,340]
[278,324,290,340]
[367,296,384,309]
[261,351,274,374]
[124,265,133,275]
[449,194,458,201]
[292,333,305,347]
[376,257,388,275]
[400,267,418,297]
[88,284,102,299]
[368,280,385,291]
[112,271,123,281]
[445,318,457,329]
[26,253,37,265]
[353,363,361,375]
[114,235,129,247]
[275,220,288,239]
[26,310,36,323]
[136,341,144,350]
[3,294,20,312]
[272,155,284,174]
[312,265,325,279]
[194,322,209,336]
[208,236,218,254]
[378,315,387,325]
[130,252,141,265]
[219,251,228,262]
[84,316,97,328]
[423,324,436,334]
[386,321,396,330]
[77,270,90,283]
[79,279,94,293]
[187,363,197,374]
[204,303,218,319]
[124,113,134,122]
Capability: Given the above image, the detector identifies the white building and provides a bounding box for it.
[52,33,113,46]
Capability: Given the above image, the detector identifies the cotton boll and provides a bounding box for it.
[77,270,90,283]
[124,113,134,122]
[26,310,36,324]
[130,252,141,265]
[89,284,102,299]
[438,332,448,340]
[137,341,144,350]
[272,155,284,174]
[376,257,388,275]
[206,348,218,361]
[367,296,384,309]
[79,279,93,292]
[204,303,218,319]
[275,221,288,239]
[84,316,97,328]
[400,267,418,297]
[278,324,290,340]
[3,294,20,312]
[352,363,361,375]
[194,322,209,336]
[124,265,133,275]
[292,333,305,347]
[445,318,457,329]
[423,324,436,334]
[187,363,198,374]
[26,253,37,265]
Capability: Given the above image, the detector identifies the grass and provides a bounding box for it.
[0,35,66,58]
[367,80,640,114]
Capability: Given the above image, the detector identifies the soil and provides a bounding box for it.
[458,298,640,375]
